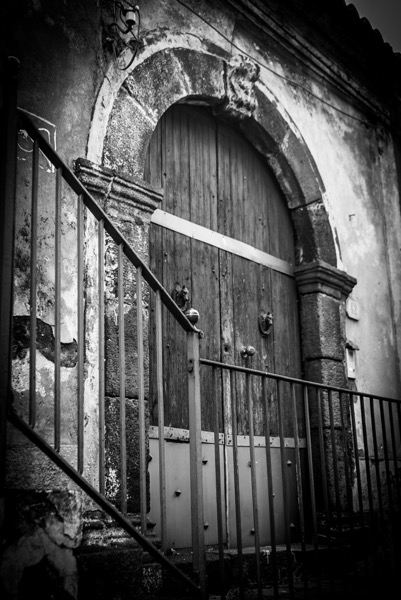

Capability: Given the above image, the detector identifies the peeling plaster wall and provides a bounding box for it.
[288,104,401,400]
[8,133,100,495]
[0,491,83,599]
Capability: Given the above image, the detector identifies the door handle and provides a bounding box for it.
[240,345,256,359]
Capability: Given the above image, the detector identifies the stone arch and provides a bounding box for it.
[85,45,356,388]
[97,46,339,268]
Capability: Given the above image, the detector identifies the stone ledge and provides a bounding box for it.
[74,157,163,214]
[295,260,357,299]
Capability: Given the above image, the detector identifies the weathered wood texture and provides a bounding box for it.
[144,105,301,435]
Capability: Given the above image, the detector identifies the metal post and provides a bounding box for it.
[187,330,206,598]
[246,370,262,600]
[156,291,167,550]
[0,56,20,534]
[118,243,127,514]
[230,369,244,599]
[98,219,105,494]
[29,140,38,429]
[263,382,278,599]
[212,367,225,596]
[55,168,62,452]
[77,196,85,475]
[136,266,147,533]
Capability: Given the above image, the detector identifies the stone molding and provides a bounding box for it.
[295,260,357,300]
[74,157,163,214]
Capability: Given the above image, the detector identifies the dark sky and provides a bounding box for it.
[347,0,401,52]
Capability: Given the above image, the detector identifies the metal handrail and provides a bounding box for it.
[8,408,203,598]
[10,109,207,598]
[199,357,401,403]
[18,110,200,336]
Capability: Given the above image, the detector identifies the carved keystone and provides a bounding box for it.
[217,54,260,119]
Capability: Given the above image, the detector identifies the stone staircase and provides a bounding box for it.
[74,509,395,600]
[75,511,169,600]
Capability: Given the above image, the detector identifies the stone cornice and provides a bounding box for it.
[228,0,397,127]
[74,157,163,214]
[295,260,357,299]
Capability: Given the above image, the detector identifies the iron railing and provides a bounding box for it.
[196,358,401,599]
[6,107,206,598]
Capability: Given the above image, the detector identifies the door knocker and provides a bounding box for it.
[172,282,190,312]
[258,311,273,337]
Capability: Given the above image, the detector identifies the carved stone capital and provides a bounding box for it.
[74,157,163,215]
[295,261,357,300]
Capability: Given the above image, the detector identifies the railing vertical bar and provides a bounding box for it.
[303,385,321,597]
[389,400,401,571]
[397,402,401,504]
[187,331,206,598]
[370,398,384,531]
[349,394,364,509]
[317,388,330,516]
[291,382,308,597]
[213,366,225,599]
[360,396,373,515]
[359,394,377,573]
[379,399,393,513]
[339,392,353,521]
[328,391,342,517]
[1,58,20,531]
[378,397,395,565]
[137,266,147,534]
[388,401,401,508]
[230,369,244,600]
[328,390,345,591]
[118,243,127,514]
[328,392,343,525]
[54,167,62,454]
[77,195,84,473]
[98,220,105,494]
[156,290,167,550]
[29,139,39,429]
[316,388,334,592]
[361,396,377,570]
[349,393,367,575]
[246,370,262,600]
[263,380,278,600]
[277,380,294,599]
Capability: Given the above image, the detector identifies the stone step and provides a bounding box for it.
[80,509,161,550]
[75,511,167,599]
[75,510,389,600]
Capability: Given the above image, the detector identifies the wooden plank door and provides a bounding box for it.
[144,103,302,548]
[145,105,222,433]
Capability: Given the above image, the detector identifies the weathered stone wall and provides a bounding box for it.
[0,490,82,599]
[74,158,162,513]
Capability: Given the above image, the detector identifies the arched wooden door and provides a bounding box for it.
[144,104,302,548]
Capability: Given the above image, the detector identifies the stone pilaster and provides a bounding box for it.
[295,260,357,512]
[295,260,356,376]
[75,158,162,513]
